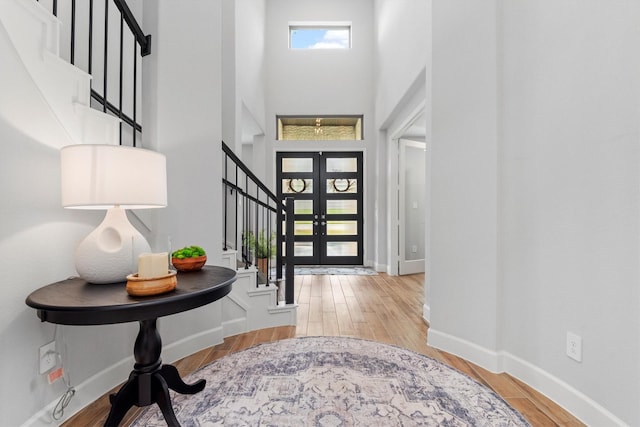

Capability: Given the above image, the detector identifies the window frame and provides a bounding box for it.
[276,115,364,141]
[288,21,352,50]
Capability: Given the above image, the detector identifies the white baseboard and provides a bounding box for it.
[501,351,628,427]
[428,328,501,372]
[374,262,388,273]
[22,325,225,427]
[23,355,133,427]
[428,328,628,427]
[422,303,430,324]
[223,317,248,337]
[161,325,224,365]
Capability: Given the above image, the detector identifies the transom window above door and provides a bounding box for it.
[277,115,363,141]
[289,22,351,49]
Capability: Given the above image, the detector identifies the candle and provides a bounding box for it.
[138,252,168,279]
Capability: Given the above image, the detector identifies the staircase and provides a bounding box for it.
[0,0,120,148]
[1,0,297,334]
[220,250,296,335]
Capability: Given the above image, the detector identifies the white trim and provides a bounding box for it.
[22,325,225,427]
[160,326,225,366]
[222,317,247,337]
[22,356,132,427]
[374,262,388,273]
[422,303,430,323]
[428,328,501,372]
[502,352,628,427]
[428,329,628,427]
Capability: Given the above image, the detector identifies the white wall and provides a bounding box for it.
[265,0,375,264]
[0,117,114,427]
[374,0,428,127]
[429,1,640,425]
[429,0,500,355]
[0,1,226,425]
[499,2,640,424]
[142,0,225,347]
[373,0,429,273]
[236,0,267,137]
[0,7,152,426]
[234,0,268,181]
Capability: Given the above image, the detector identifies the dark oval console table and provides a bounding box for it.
[25,266,236,427]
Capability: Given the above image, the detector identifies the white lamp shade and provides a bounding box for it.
[61,144,167,209]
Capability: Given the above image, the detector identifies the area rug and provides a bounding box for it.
[272,266,378,276]
[131,337,530,426]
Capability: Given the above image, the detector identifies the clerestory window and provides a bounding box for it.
[289,22,351,49]
[277,116,363,141]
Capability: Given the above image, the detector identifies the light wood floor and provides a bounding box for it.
[64,272,584,426]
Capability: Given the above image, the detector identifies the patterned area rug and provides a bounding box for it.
[132,337,530,426]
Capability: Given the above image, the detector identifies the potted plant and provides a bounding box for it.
[171,245,207,272]
[245,231,276,274]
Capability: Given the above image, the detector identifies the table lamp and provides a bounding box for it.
[60,144,167,284]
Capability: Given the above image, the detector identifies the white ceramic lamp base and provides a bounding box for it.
[75,207,151,284]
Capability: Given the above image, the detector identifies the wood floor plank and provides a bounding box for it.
[62,271,585,427]
[334,302,356,335]
[505,397,559,427]
[296,303,309,336]
[322,311,340,336]
[308,296,323,322]
[344,295,366,323]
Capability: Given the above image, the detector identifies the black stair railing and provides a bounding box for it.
[38,0,150,147]
[222,142,295,305]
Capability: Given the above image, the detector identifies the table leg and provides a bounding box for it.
[160,364,206,394]
[104,319,206,427]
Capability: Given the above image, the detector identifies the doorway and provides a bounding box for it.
[276,152,364,265]
[398,139,427,275]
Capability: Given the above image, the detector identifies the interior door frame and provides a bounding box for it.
[398,139,427,275]
[387,102,427,276]
[276,150,365,266]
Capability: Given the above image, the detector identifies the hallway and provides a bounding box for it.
[64,273,583,426]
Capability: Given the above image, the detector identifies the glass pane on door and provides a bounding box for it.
[294,242,313,257]
[326,199,358,215]
[282,157,313,172]
[283,179,313,194]
[326,157,358,172]
[326,179,358,194]
[326,242,358,257]
[294,221,314,235]
[294,199,313,214]
[326,221,358,235]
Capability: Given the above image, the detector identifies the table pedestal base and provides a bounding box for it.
[104,319,205,427]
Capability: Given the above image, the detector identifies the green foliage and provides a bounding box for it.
[244,230,276,258]
[171,245,206,259]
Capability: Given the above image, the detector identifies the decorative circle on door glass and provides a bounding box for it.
[287,178,307,193]
[331,178,353,193]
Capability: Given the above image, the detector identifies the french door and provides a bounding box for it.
[277,152,363,265]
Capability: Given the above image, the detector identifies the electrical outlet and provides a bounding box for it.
[566,332,582,362]
[411,245,418,253]
[39,341,57,374]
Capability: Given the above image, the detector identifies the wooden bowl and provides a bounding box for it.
[171,255,207,272]
[126,271,177,296]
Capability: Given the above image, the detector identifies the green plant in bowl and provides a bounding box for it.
[171,246,206,271]
[171,245,206,259]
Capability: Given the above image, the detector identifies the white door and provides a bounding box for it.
[398,139,426,275]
